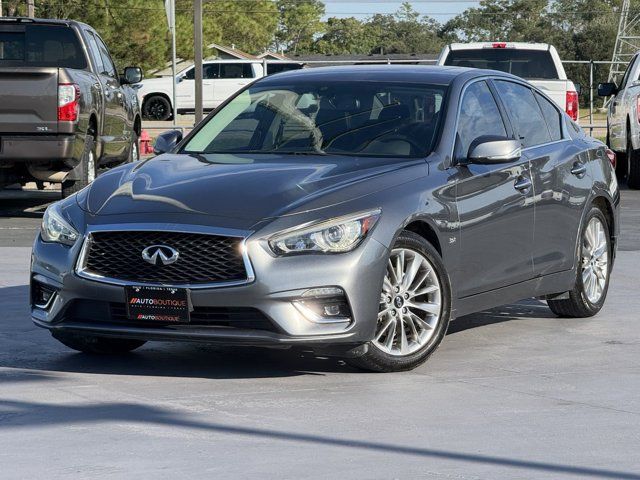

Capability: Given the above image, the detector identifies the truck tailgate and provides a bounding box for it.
[0,67,59,134]
[530,79,570,110]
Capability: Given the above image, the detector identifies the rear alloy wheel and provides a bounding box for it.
[143,95,172,121]
[52,331,146,354]
[548,207,611,317]
[347,231,451,372]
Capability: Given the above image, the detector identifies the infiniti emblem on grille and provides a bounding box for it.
[141,245,179,266]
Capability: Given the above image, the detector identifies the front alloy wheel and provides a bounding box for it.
[374,248,442,355]
[347,231,451,372]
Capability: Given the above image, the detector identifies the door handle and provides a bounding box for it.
[514,176,532,193]
[571,162,587,178]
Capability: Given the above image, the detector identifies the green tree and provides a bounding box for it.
[275,0,325,53]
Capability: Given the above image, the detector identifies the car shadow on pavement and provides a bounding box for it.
[0,398,638,480]
[2,284,552,379]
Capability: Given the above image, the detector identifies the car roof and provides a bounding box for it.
[259,64,516,85]
[0,16,92,29]
[448,42,551,51]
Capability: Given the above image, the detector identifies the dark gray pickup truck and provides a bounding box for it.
[0,17,142,197]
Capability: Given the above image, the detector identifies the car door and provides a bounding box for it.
[176,66,195,110]
[609,54,638,151]
[454,79,535,298]
[203,63,218,110]
[91,31,128,159]
[213,62,255,108]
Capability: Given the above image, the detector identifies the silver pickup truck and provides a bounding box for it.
[598,54,640,189]
[0,17,142,197]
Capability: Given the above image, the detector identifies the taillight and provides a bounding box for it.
[605,148,616,168]
[566,90,579,121]
[492,42,507,48]
[58,83,80,122]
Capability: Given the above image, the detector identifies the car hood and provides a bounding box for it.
[78,153,425,226]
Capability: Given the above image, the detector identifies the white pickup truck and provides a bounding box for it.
[437,42,579,121]
[598,53,640,189]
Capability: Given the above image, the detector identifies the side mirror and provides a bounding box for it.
[468,138,521,165]
[573,83,582,95]
[598,82,618,97]
[122,66,143,85]
[154,130,183,154]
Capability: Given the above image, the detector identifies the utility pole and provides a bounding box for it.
[27,0,34,17]
[194,0,203,125]
[0,0,3,17]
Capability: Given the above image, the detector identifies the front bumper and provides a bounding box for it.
[31,222,389,351]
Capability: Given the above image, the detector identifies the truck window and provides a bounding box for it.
[220,63,254,79]
[444,49,558,80]
[85,31,105,74]
[93,34,117,78]
[0,25,87,69]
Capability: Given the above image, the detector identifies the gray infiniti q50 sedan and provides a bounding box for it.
[31,66,619,372]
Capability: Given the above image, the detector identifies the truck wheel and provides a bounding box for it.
[143,95,171,121]
[128,131,140,162]
[627,135,640,189]
[61,134,96,198]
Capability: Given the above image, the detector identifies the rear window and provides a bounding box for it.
[0,25,87,69]
[444,48,559,80]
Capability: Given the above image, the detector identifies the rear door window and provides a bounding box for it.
[0,24,87,69]
[444,48,558,80]
[220,63,254,79]
[535,92,563,141]
[93,34,117,78]
[494,80,551,148]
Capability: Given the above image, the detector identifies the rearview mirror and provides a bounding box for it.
[468,139,521,165]
[154,130,183,154]
[122,66,143,85]
[598,82,618,97]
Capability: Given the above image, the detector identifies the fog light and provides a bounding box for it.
[32,281,57,310]
[293,287,352,324]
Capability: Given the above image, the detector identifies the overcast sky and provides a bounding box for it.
[322,1,480,21]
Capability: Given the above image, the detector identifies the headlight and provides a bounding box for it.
[269,209,380,255]
[41,204,79,246]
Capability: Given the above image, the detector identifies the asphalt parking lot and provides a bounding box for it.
[0,187,639,479]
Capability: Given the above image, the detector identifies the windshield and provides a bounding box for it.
[182,81,447,158]
[0,25,87,69]
[444,49,558,80]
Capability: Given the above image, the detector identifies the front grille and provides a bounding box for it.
[81,231,248,285]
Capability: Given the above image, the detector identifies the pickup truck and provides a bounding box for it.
[437,42,580,121]
[136,60,303,120]
[598,52,640,189]
[0,17,143,197]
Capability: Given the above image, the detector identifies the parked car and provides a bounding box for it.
[0,17,143,197]
[598,53,640,188]
[136,60,302,120]
[437,42,580,121]
[31,66,619,372]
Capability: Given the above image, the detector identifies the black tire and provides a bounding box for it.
[346,231,452,372]
[548,206,611,318]
[128,131,140,162]
[61,134,96,198]
[143,95,172,121]
[628,135,640,189]
[52,331,146,354]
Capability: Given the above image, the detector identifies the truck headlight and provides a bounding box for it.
[269,209,380,255]
[41,203,79,246]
